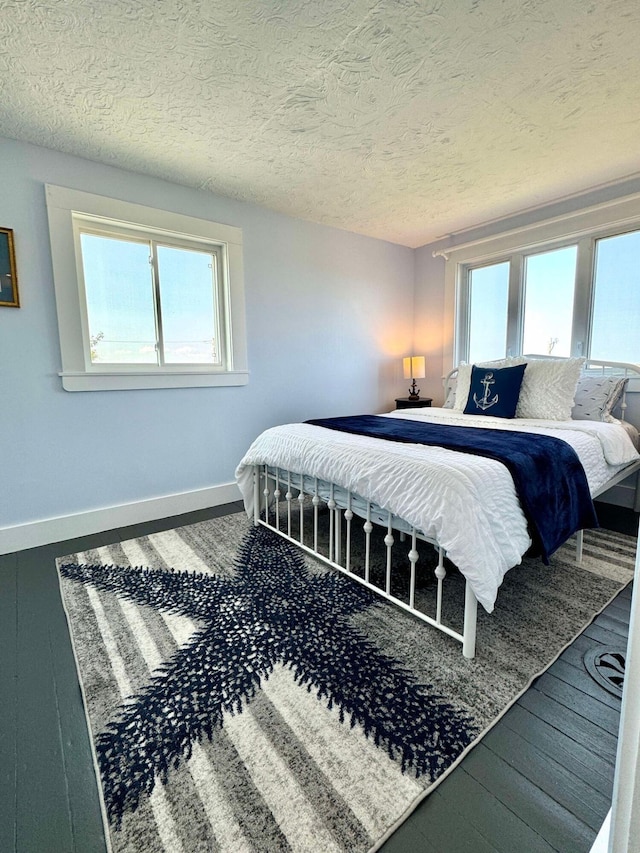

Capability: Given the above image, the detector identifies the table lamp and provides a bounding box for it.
[403,355,426,400]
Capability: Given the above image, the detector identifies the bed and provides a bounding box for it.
[236,357,640,658]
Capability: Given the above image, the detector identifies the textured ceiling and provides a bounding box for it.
[1,0,640,247]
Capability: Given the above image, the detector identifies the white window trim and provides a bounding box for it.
[46,184,248,391]
[441,190,640,371]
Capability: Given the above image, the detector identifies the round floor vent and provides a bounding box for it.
[583,647,626,698]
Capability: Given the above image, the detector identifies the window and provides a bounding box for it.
[463,245,578,362]
[467,261,509,363]
[46,185,248,391]
[79,229,222,367]
[521,245,577,358]
[591,230,640,363]
[447,192,640,366]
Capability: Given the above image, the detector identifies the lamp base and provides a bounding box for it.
[408,380,420,400]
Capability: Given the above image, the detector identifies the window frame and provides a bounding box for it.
[46,185,248,391]
[460,237,583,361]
[443,191,640,370]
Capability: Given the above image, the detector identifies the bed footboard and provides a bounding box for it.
[252,464,478,659]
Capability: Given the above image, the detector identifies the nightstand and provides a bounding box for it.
[394,397,432,410]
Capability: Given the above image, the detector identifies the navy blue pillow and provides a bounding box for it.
[463,363,527,418]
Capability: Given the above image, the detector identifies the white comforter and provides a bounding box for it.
[235,408,639,613]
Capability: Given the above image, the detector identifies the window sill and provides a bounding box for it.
[59,370,249,392]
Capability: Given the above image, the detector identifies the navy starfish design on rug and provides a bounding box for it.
[59,524,476,828]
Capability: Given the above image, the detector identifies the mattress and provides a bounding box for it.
[236,408,639,613]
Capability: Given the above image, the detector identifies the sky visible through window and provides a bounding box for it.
[83,227,639,368]
[468,262,509,362]
[591,230,640,362]
[522,246,576,358]
[468,230,640,364]
[81,233,218,364]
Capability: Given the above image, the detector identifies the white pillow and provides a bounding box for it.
[452,364,472,410]
[442,377,456,409]
[453,357,525,411]
[618,419,640,451]
[516,357,585,420]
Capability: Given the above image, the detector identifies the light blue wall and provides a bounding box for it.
[413,248,447,404]
[0,137,414,529]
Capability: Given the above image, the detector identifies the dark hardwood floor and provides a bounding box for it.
[0,501,636,853]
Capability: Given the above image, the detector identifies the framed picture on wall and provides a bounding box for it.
[0,227,19,307]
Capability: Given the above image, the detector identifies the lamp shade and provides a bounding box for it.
[403,355,426,380]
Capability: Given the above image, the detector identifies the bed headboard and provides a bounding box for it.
[580,359,640,427]
[443,357,640,430]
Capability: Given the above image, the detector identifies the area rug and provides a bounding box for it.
[56,512,636,853]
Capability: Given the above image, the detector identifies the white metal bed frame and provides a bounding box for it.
[251,358,640,659]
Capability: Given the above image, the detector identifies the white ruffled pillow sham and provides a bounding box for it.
[442,382,456,408]
[453,356,585,421]
[516,357,584,420]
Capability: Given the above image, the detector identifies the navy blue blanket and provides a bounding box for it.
[305,415,598,562]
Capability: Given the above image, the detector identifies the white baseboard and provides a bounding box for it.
[589,810,610,853]
[3,475,634,556]
[0,482,243,555]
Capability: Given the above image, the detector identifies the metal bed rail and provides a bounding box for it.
[252,464,479,659]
